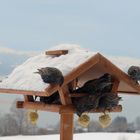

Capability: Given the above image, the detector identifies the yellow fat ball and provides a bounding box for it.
[78,113,90,128]
[99,113,112,128]
[27,111,39,125]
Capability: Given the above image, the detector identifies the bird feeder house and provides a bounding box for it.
[0,46,139,140]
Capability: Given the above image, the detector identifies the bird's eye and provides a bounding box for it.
[133,69,137,74]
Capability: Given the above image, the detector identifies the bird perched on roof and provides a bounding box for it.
[128,66,140,84]
[35,67,64,86]
[73,73,113,95]
[98,92,121,111]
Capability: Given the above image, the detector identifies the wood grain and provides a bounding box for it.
[46,50,68,56]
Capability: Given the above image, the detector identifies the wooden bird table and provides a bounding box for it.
[0,51,140,140]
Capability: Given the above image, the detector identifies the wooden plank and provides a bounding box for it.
[58,86,72,105]
[94,105,122,113]
[16,101,122,113]
[46,50,68,56]
[45,53,100,96]
[60,113,74,140]
[16,101,61,112]
[45,84,59,96]
[60,105,122,114]
[0,88,47,96]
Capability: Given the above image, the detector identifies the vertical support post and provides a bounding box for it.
[111,77,120,93]
[58,85,72,105]
[60,112,74,140]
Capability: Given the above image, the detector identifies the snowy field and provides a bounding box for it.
[0,133,140,140]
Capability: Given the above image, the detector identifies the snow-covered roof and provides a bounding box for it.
[0,45,97,91]
[0,44,140,93]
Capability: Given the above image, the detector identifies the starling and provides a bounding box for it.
[35,67,64,86]
[72,94,103,117]
[128,66,140,84]
[73,73,113,94]
[98,92,121,110]
[39,91,60,104]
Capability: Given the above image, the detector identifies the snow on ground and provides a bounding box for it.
[0,133,140,140]
[0,44,140,92]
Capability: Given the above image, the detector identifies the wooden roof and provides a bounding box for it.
[0,53,139,96]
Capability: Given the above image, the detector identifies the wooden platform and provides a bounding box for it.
[16,101,122,113]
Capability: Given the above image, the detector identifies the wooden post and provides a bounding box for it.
[58,85,73,140]
[111,77,120,93]
[60,112,74,140]
[58,85,72,105]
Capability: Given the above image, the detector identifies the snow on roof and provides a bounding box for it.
[0,44,97,91]
[0,44,139,92]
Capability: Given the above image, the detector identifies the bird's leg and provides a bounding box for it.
[34,96,38,101]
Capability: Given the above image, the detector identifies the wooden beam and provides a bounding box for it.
[45,84,59,96]
[45,53,100,96]
[58,86,72,105]
[60,105,122,114]
[16,101,61,113]
[118,91,140,95]
[16,101,122,114]
[0,88,47,96]
[60,113,74,140]
[45,50,68,56]
[111,77,120,93]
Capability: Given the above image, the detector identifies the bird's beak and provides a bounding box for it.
[34,71,40,74]
[34,69,41,74]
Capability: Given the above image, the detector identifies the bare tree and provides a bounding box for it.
[134,116,140,130]
[110,116,128,132]
[10,98,39,135]
[0,113,18,136]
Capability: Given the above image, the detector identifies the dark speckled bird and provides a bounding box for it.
[35,67,64,86]
[72,94,103,117]
[73,73,113,94]
[40,91,60,104]
[128,66,140,84]
[98,92,121,110]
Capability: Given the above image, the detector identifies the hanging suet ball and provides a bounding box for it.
[78,113,90,128]
[27,110,39,125]
[99,112,112,128]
